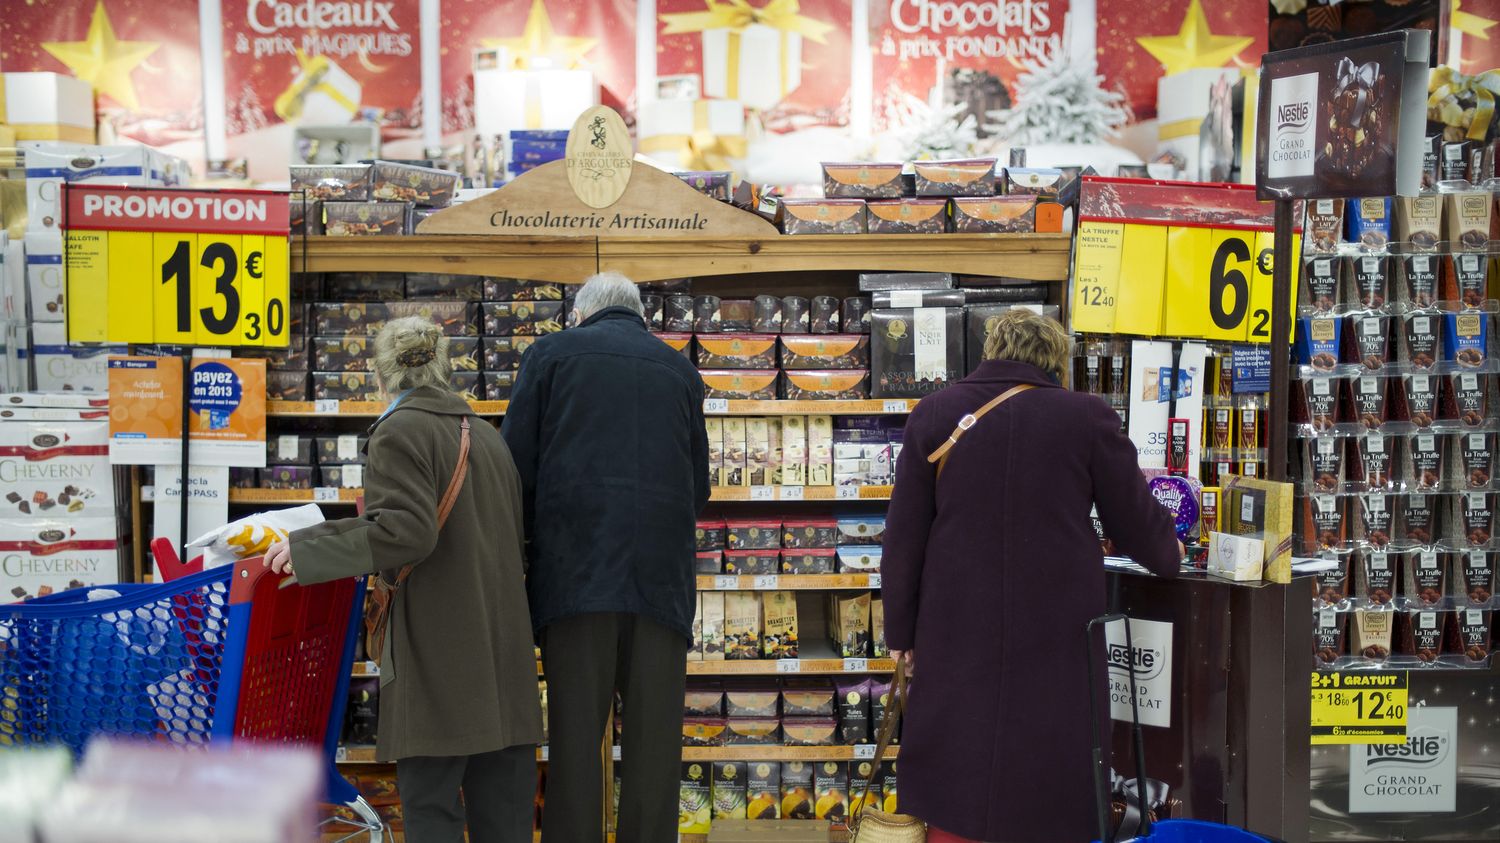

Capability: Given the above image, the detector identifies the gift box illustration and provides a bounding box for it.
[275,51,362,125]
[638,98,748,172]
[661,0,835,111]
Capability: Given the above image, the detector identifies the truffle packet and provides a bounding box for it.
[1306,199,1344,253]
[1406,431,1447,492]
[1398,492,1440,546]
[1303,376,1341,432]
[1355,432,1393,488]
[1406,548,1448,606]
[1446,190,1492,251]
[1453,608,1493,662]
[1305,492,1349,552]
[1298,316,1341,371]
[1303,256,1340,311]
[1449,252,1489,309]
[1398,608,1447,663]
[1316,549,1355,605]
[1450,372,1489,426]
[1443,311,1488,369]
[1360,549,1397,605]
[1400,254,1439,307]
[1403,372,1439,427]
[1460,549,1495,606]
[1353,607,1394,662]
[1396,194,1442,250]
[1460,431,1494,489]
[1349,374,1388,429]
[1314,607,1346,666]
[1348,198,1391,250]
[1346,254,1390,310]
[1359,492,1396,549]
[1347,313,1392,370]
[1401,311,1441,369]
[1461,491,1495,546]
[1306,435,1345,493]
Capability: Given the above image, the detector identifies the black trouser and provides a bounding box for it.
[395,745,535,843]
[540,612,688,843]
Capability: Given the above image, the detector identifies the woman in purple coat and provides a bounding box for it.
[882,310,1182,843]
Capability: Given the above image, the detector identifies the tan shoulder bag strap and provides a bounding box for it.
[366,417,471,664]
[925,384,1036,479]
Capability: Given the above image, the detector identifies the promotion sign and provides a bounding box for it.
[63,185,291,348]
[107,356,267,467]
[1105,617,1173,728]
[1256,30,1431,200]
[1311,669,1409,745]
[1073,177,1300,344]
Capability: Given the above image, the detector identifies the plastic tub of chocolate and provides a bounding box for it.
[1355,432,1394,488]
[782,297,811,334]
[1345,254,1390,310]
[1302,256,1340,311]
[810,296,842,334]
[1359,492,1397,549]
[1400,310,1441,369]
[1406,431,1447,492]
[1398,492,1441,546]
[1452,608,1493,662]
[1402,372,1439,427]
[694,295,722,333]
[1349,374,1388,430]
[751,296,783,333]
[664,294,695,332]
[1399,253,1439,307]
[1404,548,1448,606]
[1397,608,1448,663]
[1448,371,1489,426]
[1460,549,1494,606]
[1314,607,1347,666]
[1347,313,1392,369]
[1353,607,1394,662]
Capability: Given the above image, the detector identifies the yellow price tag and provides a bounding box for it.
[63,186,291,347]
[1072,221,1125,334]
[1112,223,1167,336]
[1311,670,1408,745]
[1247,229,1301,345]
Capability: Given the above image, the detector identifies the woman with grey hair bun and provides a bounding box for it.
[266,316,542,843]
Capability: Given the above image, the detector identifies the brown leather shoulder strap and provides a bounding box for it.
[854,662,908,803]
[436,417,471,528]
[926,384,1036,478]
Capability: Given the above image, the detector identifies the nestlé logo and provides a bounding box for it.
[1366,728,1448,769]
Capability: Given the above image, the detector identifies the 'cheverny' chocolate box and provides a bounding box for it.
[0,516,118,600]
[0,420,112,516]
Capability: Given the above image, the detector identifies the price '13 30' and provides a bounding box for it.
[66,230,290,347]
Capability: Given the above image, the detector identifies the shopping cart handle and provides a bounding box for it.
[228,556,294,604]
[150,537,205,582]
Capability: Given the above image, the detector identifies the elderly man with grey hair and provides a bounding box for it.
[502,271,710,843]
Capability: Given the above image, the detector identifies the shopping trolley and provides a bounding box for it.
[1087,613,1279,843]
[0,540,383,842]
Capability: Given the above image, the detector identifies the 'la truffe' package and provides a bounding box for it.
[0,419,112,517]
[0,516,118,599]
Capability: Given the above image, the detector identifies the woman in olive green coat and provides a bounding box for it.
[266,317,542,843]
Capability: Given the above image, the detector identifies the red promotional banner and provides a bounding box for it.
[869,0,1067,133]
[220,0,421,141]
[1096,0,1263,120]
[0,0,203,148]
[64,185,290,235]
[441,0,636,134]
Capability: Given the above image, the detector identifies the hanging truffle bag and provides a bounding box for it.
[850,661,926,843]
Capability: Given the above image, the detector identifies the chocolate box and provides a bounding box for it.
[480,278,567,302]
[950,196,1035,233]
[323,272,406,302]
[370,161,460,208]
[1003,168,1063,198]
[865,199,949,234]
[780,370,870,401]
[695,334,779,370]
[402,273,483,301]
[315,435,369,466]
[312,371,382,401]
[782,518,839,550]
[761,590,799,658]
[857,272,955,292]
[696,550,724,574]
[320,465,364,489]
[481,301,566,336]
[836,516,885,546]
[0,517,117,598]
[290,196,319,235]
[0,422,112,517]
[781,199,868,235]
[725,684,780,718]
[482,336,538,370]
[676,171,732,202]
[657,332,692,359]
[871,307,965,398]
[311,336,374,370]
[322,201,410,236]
[782,548,837,575]
[782,717,838,747]
[483,371,515,401]
[726,519,782,551]
[913,158,998,197]
[821,162,904,199]
[290,164,371,201]
[782,679,835,717]
[779,335,869,370]
[697,519,727,551]
[269,434,314,466]
[700,369,778,400]
[267,369,310,401]
[313,301,478,337]
[260,465,315,490]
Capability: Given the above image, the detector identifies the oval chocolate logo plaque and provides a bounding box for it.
[565,106,633,210]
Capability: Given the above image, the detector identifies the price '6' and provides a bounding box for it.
[1209,237,1272,341]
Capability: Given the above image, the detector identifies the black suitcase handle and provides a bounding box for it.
[1086,613,1151,843]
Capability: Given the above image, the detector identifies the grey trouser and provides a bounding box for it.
[395,744,535,842]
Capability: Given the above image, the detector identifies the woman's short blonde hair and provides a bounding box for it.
[371,316,452,394]
[981,309,1071,382]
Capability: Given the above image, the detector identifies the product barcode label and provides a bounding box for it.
[749,486,774,501]
[1420,612,1436,629]
[703,398,729,414]
[714,575,738,590]
[843,658,869,672]
[1371,552,1388,571]
[314,487,339,502]
[883,400,908,414]
[753,575,780,590]
[313,399,339,415]
[1319,608,1336,628]
[776,659,802,674]
[1420,551,1437,569]
[779,485,805,501]
[1366,433,1384,452]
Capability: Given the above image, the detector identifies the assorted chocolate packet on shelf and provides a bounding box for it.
[1361,549,1396,605]
[1355,432,1393,488]
[1347,255,1390,310]
[1350,374,1388,429]
[1399,493,1439,546]
[1403,372,1438,427]
[1347,198,1391,250]
[1398,608,1446,662]
[1314,607,1346,666]
[1462,491,1495,546]
[1308,436,1344,492]
[1400,253,1439,307]
[1396,195,1442,250]
[1401,311,1441,369]
[1461,431,1494,489]
[1407,431,1446,492]
[1360,492,1395,549]
[1303,256,1340,311]
[1449,252,1489,310]
[1445,190,1492,252]
[1450,371,1488,427]
[1443,311,1488,369]
[1407,548,1447,606]
[1461,549,1494,605]
[1298,316,1341,372]
[1348,313,1392,370]
[1354,608,1394,662]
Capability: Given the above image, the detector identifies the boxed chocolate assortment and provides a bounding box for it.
[314,302,478,337]
[481,302,566,336]
[913,159,997,197]
[676,171,733,202]
[866,200,949,234]
[370,161,460,207]
[290,164,371,200]
[950,197,1035,233]
[781,371,870,401]
[779,335,869,370]
[322,201,410,236]
[871,307,965,398]
[821,163,904,199]
[313,372,383,402]
[696,335,779,369]
[324,272,406,302]
[781,199,868,235]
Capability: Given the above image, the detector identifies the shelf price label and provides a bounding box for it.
[837,486,860,500]
[776,659,802,674]
[842,658,869,672]
[852,744,877,760]
[313,400,340,415]
[314,487,340,502]
[753,575,780,590]
[868,573,882,589]
[1311,670,1408,745]
[704,398,729,414]
[714,575,740,590]
[779,485,805,501]
[749,486,775,501]
[882,400,909,414]
[64,185,291,347]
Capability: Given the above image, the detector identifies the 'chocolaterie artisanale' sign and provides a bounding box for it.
[1257,30,1431,200]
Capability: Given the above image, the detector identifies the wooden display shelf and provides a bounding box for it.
[704,399,915,415]
[709,485,891,502]
[228,488,361,505]
[292,235,596,282]
[336,743,891,766]
[292,232,1071,284]
[695,574,878,591]
[688,658,894,676]
[268,399,507,417]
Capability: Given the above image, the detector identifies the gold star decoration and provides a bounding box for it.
[1136,0,1253,76]
[482,0,598,71]
[41,0,159,111]
[1453,0,1498,41]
